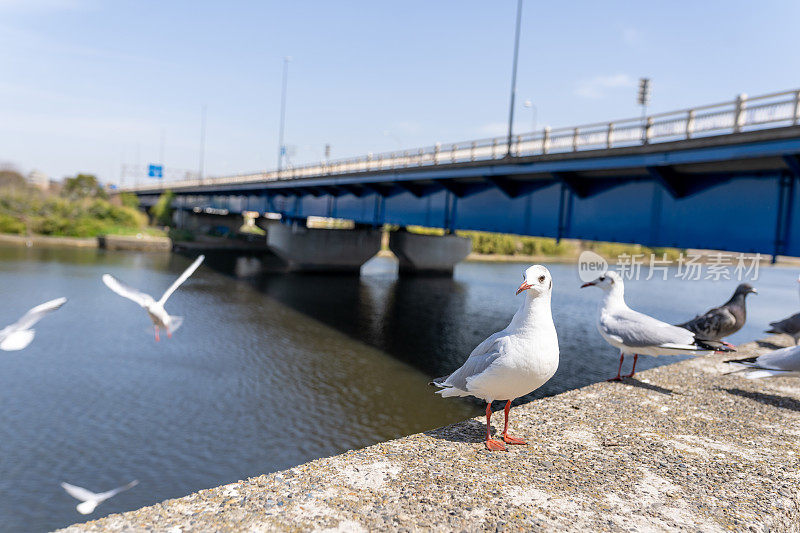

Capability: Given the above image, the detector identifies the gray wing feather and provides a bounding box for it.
[767,313,800,335]
[443,350,503,392]
[679,307,736,340]
[604,308,696,347]
[752,346,800,372]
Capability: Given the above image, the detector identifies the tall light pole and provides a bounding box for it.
[199,104,207,182]
[277,56,291,171]
[523,99,537,132]
[505,0,523,157]
[638,77,651,144]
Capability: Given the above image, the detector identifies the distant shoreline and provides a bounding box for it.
[0,233,171,252]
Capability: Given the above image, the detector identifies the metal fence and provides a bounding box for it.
[125,88,800,192]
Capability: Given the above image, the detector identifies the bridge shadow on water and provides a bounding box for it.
[197,251,648,410]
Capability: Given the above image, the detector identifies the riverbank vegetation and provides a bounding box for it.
[401,226,681,261]
[0,169,160,238]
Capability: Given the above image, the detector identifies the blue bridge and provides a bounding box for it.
[127,89,800,273]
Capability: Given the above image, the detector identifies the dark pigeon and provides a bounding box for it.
[677,283,757,341]
[766,312,800,345]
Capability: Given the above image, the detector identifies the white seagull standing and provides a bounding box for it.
[581,271,732,381]
[431,265,559,451]
[725,346,800,379]
[61,480,138,514]
[0,297,67,351]
[102,255,205,341]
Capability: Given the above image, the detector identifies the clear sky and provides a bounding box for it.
[2,0,799,184]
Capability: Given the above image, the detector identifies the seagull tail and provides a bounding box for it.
[168,316,184,334]
[695,339,735,352]
[428,374,450,388]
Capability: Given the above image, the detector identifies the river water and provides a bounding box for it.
[0,245,797,531]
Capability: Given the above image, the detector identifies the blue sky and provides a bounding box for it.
[1,0,799,184]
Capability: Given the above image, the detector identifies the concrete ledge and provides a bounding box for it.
[62,337,800,532]
[0,233,97,248]
[98,234,172,252]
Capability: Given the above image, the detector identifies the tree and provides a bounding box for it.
[62,174,107,200]
[149,190,175,226]
[118,192,140,209]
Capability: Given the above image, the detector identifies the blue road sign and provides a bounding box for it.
[148,164,163,179]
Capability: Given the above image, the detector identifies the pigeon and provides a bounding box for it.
[431,265,559,451]
[677,283,757,342]
[581,271,732,381]
[102,255,204,341]
[766,313,800,345]
[61,480,138,514]
[764,274,800,344]
[0,297,67,351]
[725,346,800,378]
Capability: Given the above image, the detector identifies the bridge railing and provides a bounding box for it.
[126,89,800,192]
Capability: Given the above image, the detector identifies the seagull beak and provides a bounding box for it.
[751,288,758,295]
[516,282,532,295]
[580,281,595,288]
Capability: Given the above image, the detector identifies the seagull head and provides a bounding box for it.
[516,265,553,296]
[580,270,622,291]
[734,283,757,297]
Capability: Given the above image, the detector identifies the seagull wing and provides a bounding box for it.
[96,480,139,501]
[8,297,67,332]
[603,307,697,348]
[61,482,98,502]
[102,275,155,308]
[435,334,506,392]
[158,255,204,306]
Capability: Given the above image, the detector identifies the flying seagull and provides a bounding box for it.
[61,480,138,514]
[677,283,757,342]
[431,265,559,451]
[0,297,67,351]
[102,255,205,341]
[726,345,800,379]
[581,271,732,381]
[764,274,800,344]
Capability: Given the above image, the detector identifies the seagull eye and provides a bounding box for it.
[538,275,545,283]
[600,276,606,281]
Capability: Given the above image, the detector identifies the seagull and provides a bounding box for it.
[0,297,67,351]
[677,283,757,342]
[102,255,204,341]
[764,274,800,344]
[725,345,800,379]
[581,271,732,381]
[431,265,559,451]
[61,480,138,514]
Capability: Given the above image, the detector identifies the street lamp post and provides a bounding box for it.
[505,0,523,157]
[638,77,651,144]
[277,56,291,171]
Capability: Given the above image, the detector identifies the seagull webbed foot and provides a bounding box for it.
[485,439,506,451]
[502,434,526,445]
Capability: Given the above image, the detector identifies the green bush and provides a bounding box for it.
[149,190,175,227]
[118,192,140,209]
[0,213,25,234]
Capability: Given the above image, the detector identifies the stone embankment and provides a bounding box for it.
[63,336,800,532]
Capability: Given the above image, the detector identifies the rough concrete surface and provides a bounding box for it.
[62,336,800,532]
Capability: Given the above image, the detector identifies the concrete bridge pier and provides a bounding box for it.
[389,229,472,276]
[181,210,244,235]
[266,222,382,273]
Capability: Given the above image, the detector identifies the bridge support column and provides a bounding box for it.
[182,210,244,235]
[389,230,472,276]
[266,222,381,273]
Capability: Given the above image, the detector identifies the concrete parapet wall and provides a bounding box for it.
[62,336,800,532]
[266,223,381,273]
[389,231,472,275]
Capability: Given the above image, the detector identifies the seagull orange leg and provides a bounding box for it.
[485,403,506,451]
[154,326,160,342]
[167,329,172,339]
[502,400,526,445]
[608,352,624,381]
[622,354,638,378]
